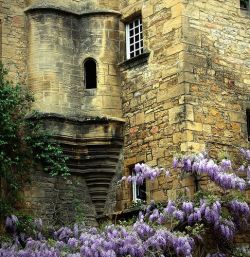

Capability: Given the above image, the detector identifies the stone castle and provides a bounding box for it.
[1,0,250,226]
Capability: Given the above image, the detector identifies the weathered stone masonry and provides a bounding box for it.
[116,0,250,213]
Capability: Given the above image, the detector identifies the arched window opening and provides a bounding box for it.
[84,58,97,89]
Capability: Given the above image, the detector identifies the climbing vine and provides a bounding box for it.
[0,64,69,220]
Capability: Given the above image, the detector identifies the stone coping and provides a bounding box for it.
[25,4,121,17]
[26,112,126,124]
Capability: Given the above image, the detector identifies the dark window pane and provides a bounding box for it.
[131,52,135,58]
[135,50,140,56]
[130,37,134,44]
[84,59,97,89]
[136,42,139,49]
[135,35,139,42]
[130,45,134,51]
[135,19,139,26]
[137,182,146,201]
[135,27,139,34]
[240,0,248,9]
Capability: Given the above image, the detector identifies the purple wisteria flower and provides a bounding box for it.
[120,163,168,185]
[174,152,247,191]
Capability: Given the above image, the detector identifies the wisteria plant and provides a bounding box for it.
[0,149,250,257]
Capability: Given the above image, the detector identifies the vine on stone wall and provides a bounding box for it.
[0,63,70,220]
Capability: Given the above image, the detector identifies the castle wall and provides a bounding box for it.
[23,168,98,227]
[117,0,191,210]
[182,0,250,203]
[1,0,250,230]
[0,0,27,82]
[117,0,250,211]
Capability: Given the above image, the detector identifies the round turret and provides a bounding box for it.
[26,0,122,118]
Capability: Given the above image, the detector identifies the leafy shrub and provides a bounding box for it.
[0,63,69,220]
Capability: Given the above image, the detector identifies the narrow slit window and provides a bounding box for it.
[240,0,249,9]
[247,110,250,141]
[84,58,97,89]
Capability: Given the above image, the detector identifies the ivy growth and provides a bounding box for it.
[0,63,69,220]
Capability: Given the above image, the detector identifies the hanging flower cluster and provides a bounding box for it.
[142,198,248,243]
[120,163,168,185]
[173,153,247,191]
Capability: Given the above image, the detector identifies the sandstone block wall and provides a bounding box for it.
[182,0,250,152]
[23,168,98,227]
[117,0,250,210]
[117,0,189,210]
[0,0,27,82]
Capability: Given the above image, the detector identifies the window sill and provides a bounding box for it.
[96,205,145,223]
[118,52,150,71]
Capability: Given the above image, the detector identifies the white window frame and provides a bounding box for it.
[132,170,146,202]
[126,17,144,59]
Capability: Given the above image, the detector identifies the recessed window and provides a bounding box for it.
[84,58,97,89]
[130,163,146,202]
[246,110,250,140]
[240,0,249,9]
[126,17,144,59]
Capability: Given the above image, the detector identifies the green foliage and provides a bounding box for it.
[15,212,35,236]
[0,63,69,219]
[129,199,146,209]
[73,199,86,224]
[25,120,70,177]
